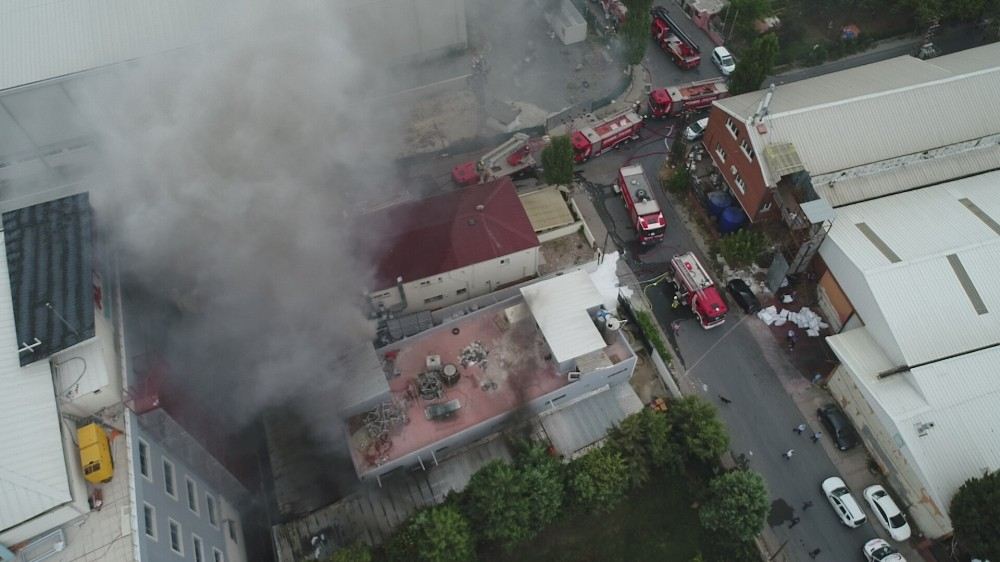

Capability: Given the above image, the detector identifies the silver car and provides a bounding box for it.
[683,117,709,141]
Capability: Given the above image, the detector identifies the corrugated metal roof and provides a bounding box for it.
[0,230,72,532]
[3,193,95,366]
[519,187,575,233]
[0,0,223,92]
[541,383,643,458]
[520,270,606,363]
[830,327,1000,517]
[822,171,1000,366]
[715,43,1000,202]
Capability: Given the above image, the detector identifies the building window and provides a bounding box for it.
[227,520,239,544]
[206,494,219,527]
[734,173,746,194]
[192,535,205,562]
[138,439,151,481]
[740,139,755,161]
[419,280,431,286]
[163,459,177,499]
[168,519,183,555]
[715,143,726,162]
[423,295,444,304]
[500,258,510,265]
[725,118,739,138]
[143,503,157,541]
[186,477,199,515]
[213,548,225,562]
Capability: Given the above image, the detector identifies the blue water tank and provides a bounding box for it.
[718,206,747,233]
[706,191,733,217]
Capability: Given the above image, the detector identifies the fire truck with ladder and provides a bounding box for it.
[647,77,729,119]
[650,7,701,69]
[571,107,644,163]
[617,164,665,245]
[670,252,728,329]
[452,133,547,186]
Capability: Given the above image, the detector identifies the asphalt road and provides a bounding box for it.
[578,128,880,561]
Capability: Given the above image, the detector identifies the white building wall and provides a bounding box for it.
[827,365,951,538]
[370,247,540,314]
[338,0,467,63]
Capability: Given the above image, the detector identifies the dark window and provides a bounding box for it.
[143,504,156,539]
[424,295,444,304]
[163,460,176,497]
[186,478,199,513]
[207,495,218,526]
[138,440,150,479]
[169,520,182,554]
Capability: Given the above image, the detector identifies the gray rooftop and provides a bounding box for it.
[3,193,95,365]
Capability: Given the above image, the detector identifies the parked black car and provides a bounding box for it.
[818,404,860,451]
[726,278,761,313]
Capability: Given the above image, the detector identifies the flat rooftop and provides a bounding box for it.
[347,295,630,474]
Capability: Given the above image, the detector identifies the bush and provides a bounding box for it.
[665,166,692,194]
[718,229,767,268]
[384,505,476,562]
[541,135,574,185]
[699,470,770,542]
[950,470,1000,560]
[567,446,631,512]
[460,452,564,550]
[635,309,671,360]
[729,33,779,95]
[665,396,730,465]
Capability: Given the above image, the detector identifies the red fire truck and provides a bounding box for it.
[452,133,547,186]
[670,252,727,329]
[648,77,729,119]
[650,7,701,69]
[618,164,665,245]
[571,108,644,163]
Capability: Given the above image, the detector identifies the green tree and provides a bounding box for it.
[666,396,730,465]
[460,452,564,550]
[541,135,574,185]
[725,0,771,42]
[699,470,770,542]
[567,446,631,512]
[728,33,779,95]
[608,409,683,489]
[718,229,768,267]
[621,0,654,65]
[665,165,691,193]
[384,505,476,562]
[327,543,372,562]
[950,470,1000,560]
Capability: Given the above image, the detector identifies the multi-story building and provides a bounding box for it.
[819,170,1000,540]
[0,194,253,562]
[366,178,541,317]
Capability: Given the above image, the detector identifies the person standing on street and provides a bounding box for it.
[787,329,797,350]
[783,449,795,460]
[812,431,822,443]
[794,423,807,434]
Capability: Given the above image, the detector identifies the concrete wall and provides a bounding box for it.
[339,0,468,63]
[703,106,777,223]
[131,413,247,562]
[827,365,951,539]
[360,337,637,482]
[369,247,541,314]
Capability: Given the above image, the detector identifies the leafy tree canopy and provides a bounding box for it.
[541,135,575,185]
[728,33,779,95]
[385,505,476,562]
[567,446,631,512]
[665,396,730,465]
[698,470,770,542]
[950,470,1000,560]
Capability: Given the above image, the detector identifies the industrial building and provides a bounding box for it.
[702,41,1000,224]
[0,194,251,561]
[818,170,1000,539]
[367,178,541,316]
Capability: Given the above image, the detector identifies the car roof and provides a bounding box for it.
[696,117,709,127]
[714,46,731,57]
[872,492,901,516]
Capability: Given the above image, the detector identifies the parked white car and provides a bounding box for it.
[822,476,867,528]
[864,485,912,541]
[682,117,709,141]
[864,538,906,561]
[711,46,736,75]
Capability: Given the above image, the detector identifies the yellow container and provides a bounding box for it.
[77,423,113,484]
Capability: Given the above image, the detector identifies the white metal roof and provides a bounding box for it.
[0,231,71,532]
[520,270,606,363]
[828,327,1000,516]
[0,0,225,92]
[715,42,1000,202]
[821,171,1000,366]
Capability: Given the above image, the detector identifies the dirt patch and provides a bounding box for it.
[538,230,596,275]
[400,90,481,158]
[628,351,667,405]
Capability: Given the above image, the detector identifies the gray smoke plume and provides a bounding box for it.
[85,1,407,431]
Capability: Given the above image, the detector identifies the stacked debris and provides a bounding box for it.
[459,340,489,368]
[756,305,829,336]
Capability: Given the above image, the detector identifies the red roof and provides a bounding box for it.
[370,178,539,289]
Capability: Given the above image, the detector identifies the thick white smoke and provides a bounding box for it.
[85,1,405,428]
